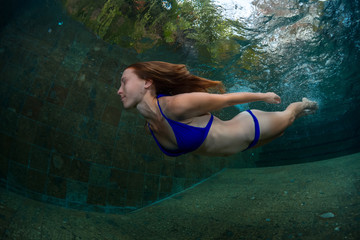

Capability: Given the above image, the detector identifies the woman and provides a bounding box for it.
[117,61,318,157]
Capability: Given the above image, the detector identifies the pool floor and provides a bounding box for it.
[1,153,359,239]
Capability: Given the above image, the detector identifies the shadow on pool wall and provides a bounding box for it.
[0,0,359,213]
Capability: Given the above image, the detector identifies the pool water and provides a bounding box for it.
[0,0,359,214]
[61,0,360,164]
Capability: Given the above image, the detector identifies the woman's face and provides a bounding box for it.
[117,68,146,109]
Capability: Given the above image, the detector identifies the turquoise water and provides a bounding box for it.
[1,0,359,164]
[0,0,359,213]
[134,0,360,164]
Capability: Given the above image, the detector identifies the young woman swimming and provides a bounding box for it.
[117,61,318,157]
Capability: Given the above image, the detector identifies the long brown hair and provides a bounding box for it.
[125,61,225,95]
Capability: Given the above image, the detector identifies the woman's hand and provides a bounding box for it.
[263,92,281,104]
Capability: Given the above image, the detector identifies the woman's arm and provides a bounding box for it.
[223,92,281,105]
[167,92,281,119]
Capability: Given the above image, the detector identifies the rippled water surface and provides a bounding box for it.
[102,0,359,112]
[220,0,360,105]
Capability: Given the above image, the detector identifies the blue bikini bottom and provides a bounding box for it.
[243,109,260,151]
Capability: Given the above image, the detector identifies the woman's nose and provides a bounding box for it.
[117,87,122,95]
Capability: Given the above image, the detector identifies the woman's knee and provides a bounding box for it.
[283,110,296,127]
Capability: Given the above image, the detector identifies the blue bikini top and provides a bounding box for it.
[148,94,214,157]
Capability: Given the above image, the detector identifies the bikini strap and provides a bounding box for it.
[156,98,169,120]
[157,94,168,98]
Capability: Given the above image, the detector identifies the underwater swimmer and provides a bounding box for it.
[117,61,318,157]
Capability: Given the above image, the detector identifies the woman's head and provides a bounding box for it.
[123,61,225,96]
[118,67,152,109]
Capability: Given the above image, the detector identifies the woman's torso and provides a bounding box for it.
[149,97,256,156]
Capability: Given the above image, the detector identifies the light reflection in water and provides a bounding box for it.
[209,0,359,109]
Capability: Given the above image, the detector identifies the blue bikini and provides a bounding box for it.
[148,95,260,156]
[148,95,213,156]
[243,109,260,151]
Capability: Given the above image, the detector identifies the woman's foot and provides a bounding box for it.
[299,98,318,117]
[287,98,318,120]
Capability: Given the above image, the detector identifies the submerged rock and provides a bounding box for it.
[319,212,335,218]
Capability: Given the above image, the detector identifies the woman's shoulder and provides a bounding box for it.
[157,94,178,119]
[159,92,215,120]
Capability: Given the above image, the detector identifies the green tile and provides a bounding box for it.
[16,116,38,144]
[26,169,47,193]
[21,95,44,120]
[29,146,50,172]
[66,180,88,204]
[47,175,67,199]
[68,158,90,182]
[12,140,31,166]
[89,165,110,186]
[49,153,71,178]
[87,185,107,205]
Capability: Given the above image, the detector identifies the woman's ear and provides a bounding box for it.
[144,79,153,89]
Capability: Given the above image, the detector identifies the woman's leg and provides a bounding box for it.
[251,98,318,148]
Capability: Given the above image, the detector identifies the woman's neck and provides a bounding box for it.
[136,94,159,123]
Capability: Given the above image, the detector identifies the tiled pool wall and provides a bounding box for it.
[0,1,252,213]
